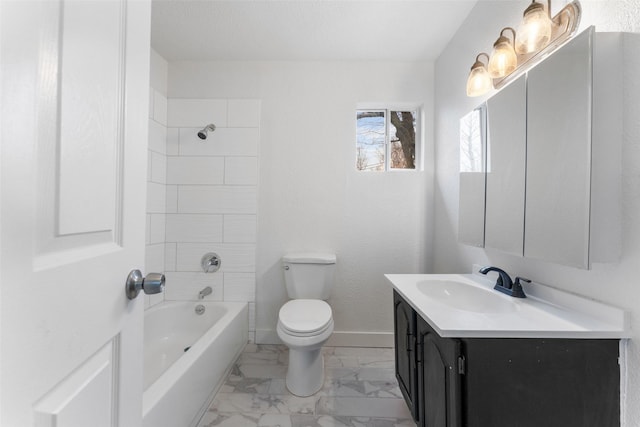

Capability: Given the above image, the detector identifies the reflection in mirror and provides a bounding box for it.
[458,105,486,247]
[459,108,484,173]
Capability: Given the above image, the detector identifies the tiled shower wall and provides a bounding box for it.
[145,93,260,342]
[145,87,168,309]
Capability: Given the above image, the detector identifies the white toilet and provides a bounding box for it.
[276,253,336,397]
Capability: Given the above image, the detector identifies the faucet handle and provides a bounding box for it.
[510,277,530,298]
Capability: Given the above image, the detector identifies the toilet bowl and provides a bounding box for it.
[277,299,334,396]
[277,253,336,397]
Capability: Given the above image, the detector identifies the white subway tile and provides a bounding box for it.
[148,89,154,119]
[148,120,167,154]
[179,128,259,156]
[225,157,258,185]
[164,271,223,301]
[148,214,166,244]
[145,243,165,272]
[165,214,223,243]
[146,182,166,214]
[249,302,256,332]
[165,243,177,271]
[153,91,168,126]
[150,151,167,184]
[168,99,227,128]
[166,185,178,213]
[145,214,151,245]
[224,215,257,243]
[176,243,256,273]
[178,186,257,214]
[166,128,179,155]
[228,99,260,128]
[148,292,164,307]
[224,272,256,302]
[166,156,224,185]
[147,152,152,181]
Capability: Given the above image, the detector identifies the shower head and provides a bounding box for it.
[197,124,216,140]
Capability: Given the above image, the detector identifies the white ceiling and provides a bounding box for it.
[151,0,478,62]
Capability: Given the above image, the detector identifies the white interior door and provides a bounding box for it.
[1,1,151,426]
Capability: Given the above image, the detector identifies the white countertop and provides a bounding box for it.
[386,273,630,339]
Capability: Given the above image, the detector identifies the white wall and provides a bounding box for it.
[169,61,434,346]
[433,1,640,423]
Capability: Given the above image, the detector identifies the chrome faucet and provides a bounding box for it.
[198,286,212,299]
[479,266,529,298]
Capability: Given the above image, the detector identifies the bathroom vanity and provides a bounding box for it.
[388,274,628,427]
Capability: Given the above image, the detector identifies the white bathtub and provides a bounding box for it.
[143,301,248,427]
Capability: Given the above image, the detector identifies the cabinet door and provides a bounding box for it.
[393,291,418,421]
[525,28,592,268]
[417,317,462,427]
[485,75,526,255]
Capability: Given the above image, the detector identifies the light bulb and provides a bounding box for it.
[488,28,518,78]
[466,54,492,97]
[515,1,552,54]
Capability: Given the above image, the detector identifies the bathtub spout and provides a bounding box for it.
[198,286,212,299]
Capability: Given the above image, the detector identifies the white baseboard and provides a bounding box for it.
[326,331,393,348]
[255,329,393,348]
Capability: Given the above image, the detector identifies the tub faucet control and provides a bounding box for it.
[201,252,221,273]
[198,286,213,299]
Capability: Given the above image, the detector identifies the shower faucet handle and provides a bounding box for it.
[201,252,221,273]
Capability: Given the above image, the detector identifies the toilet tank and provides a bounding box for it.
[282,253,336,300]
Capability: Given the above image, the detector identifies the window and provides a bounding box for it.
[356,108,419,171]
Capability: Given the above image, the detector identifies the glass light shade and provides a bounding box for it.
[515,4,552,54]
[488,39,518,78]
[466,64,492,97]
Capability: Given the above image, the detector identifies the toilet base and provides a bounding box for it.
[285,347,324,397]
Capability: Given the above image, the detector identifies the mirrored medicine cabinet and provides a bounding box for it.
[458,27,623,269]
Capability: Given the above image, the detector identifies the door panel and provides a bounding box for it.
[1,1,151,425]
[34,340,117,427]
[57,0,123,235]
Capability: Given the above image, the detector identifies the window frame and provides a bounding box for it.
[356,104,423,172]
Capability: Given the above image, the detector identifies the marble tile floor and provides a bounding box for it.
[197,344,416,427]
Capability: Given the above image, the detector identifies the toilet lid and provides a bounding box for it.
[279,299,332,335]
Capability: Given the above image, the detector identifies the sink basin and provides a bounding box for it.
[416,279,517,313]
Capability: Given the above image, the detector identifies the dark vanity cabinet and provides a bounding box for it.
[393,290,620,427]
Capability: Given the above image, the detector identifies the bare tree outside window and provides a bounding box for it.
[459,109,483,173]
[389,111,416,169]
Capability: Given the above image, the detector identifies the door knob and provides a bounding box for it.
[125,270,165,300]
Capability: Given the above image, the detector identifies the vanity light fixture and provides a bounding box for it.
[465,0,581,97]
[466,53,493,97]
[488,27,518,78]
